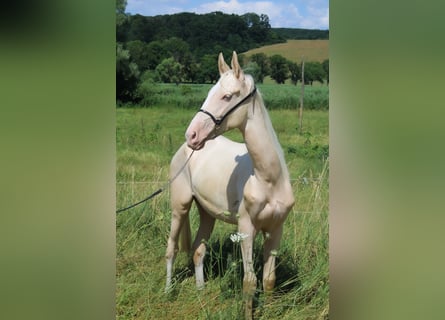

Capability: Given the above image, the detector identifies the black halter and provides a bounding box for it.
[198,86,257,127]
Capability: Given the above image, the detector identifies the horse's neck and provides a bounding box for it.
[241,95,289,184]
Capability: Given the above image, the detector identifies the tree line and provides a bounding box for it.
[116,1,329,104]
[273,28,329,40]
[117,11,284,57]
[246,53,328,86]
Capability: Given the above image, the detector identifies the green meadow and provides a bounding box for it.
[116,84,329,319]
[131,82,328,110]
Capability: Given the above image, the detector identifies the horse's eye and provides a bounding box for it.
[223,94,232,101]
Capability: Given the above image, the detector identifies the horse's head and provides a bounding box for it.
[185,51,256,150]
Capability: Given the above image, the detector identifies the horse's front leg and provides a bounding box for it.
[165,172,193,292]
[238,216,257,319]
[262,225,284,294]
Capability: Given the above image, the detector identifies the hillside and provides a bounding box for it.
[117,9,330,103]
[243,40,329,63]
[118,12,330,60]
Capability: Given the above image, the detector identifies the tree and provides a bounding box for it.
[126,40,150,72]
[162,37,190,65]
[243,62,261,83]
[119,12,284,64]
[136,37,193,74]
[269,54,289,84]
[116,0,127,27]
[155,58,183,85]
[116,43,140,103]
[227,34,243,51]
[136,73,159,106]
[304,61,325,85]
[243,13,272,44]
[116,0,126,15]
[116,0,129,42]
[146,41,168,70]
[250,53,269,83]
[127,14,153,42]
[181,53,199,83]
[288,61,300,85]
[322,59,329,84]
[196,54,218,83]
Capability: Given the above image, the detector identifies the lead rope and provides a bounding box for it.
[116,150,195,214]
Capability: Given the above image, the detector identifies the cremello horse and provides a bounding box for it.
[165,52,295,319]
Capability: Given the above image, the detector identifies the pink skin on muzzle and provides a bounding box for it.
[185,112,215,150]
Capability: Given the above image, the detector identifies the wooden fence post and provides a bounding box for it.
[299,59,305,134]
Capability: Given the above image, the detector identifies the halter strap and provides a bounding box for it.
[198,86,257,127]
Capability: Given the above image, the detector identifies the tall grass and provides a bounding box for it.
[116,101,328,319]
[122,82,329,110]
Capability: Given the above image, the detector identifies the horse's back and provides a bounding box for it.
[182,136,253,222]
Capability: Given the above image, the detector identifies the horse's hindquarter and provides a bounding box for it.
[189,136,252,224]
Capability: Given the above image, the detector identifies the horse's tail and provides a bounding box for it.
[179,214,192,252]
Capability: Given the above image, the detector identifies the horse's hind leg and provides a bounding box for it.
[165,164,193,292]
[192,202,215,289]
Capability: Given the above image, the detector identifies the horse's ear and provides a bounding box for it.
[218,52,230,75]
[231,51,244,80]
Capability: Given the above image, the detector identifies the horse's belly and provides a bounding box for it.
[192,185,240,224]
[191,163,247,224]
[189,137,252,223]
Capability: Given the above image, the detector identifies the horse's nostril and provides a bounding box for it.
[186,131,198,145]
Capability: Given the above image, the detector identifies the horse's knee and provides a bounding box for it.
[165,238,178,259]
[193,243,207,289]
[166,246,177,291]
[193,242,206,265]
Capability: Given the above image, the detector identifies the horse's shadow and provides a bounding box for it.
[171,236,300,297]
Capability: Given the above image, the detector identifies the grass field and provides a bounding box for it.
[132,82,328,110]
[243,40,329,63]
[116,86,329,319]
